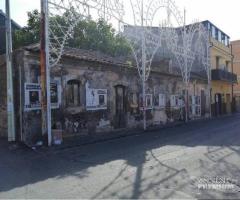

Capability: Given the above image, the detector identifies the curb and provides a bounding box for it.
[31,113,240,153]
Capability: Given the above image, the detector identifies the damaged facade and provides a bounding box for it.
[0,45,210,145]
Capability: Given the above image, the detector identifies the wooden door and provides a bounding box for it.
[201,90,206,116]
[226,94,231,114]
[115,85,126,129]
[215,93,222,116]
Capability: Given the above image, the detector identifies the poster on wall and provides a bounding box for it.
[24,81,61,111]
[24,83,41,111]
[86,82,107,111]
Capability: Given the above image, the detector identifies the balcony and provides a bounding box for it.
[212,69,237,83]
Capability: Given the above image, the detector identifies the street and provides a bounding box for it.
[1,114,240,199]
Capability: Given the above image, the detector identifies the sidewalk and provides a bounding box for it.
[55,122,182,150]
[46,113,239,151]
[9,113,239,153]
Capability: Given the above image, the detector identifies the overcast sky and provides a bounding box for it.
[0,0,239,40]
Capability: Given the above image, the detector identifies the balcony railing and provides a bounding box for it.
[212,69,237,83]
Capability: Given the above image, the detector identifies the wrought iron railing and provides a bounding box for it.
[211,69,237,83]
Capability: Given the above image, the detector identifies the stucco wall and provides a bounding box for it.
[0,49,210,144]
[210,38,233,115]
[232,40,240,96]
[211,38,232,71]
[17,50,209,144]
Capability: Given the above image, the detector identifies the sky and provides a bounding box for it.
[0,0,240,41]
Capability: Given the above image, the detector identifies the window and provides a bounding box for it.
[225,36,229,46]
[67,80,80,106]
[170,95,183,108]
[221,34,225,44]
[218,31,221,42]
[139,94,153,110]
[159,94,166,107]
[211,26,215,38]
[189,95,201,116]
[215,29,218,40]
[208,22,211,31]
[145,94,153,109]
[129,92,138,108]
[216,56,220,69]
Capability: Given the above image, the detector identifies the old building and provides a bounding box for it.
[201,21,237,116]
[231,40,240,112]
[0,44,210,144]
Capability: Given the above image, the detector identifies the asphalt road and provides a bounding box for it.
[1,114,240,199]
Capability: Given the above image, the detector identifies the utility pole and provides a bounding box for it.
[5,0,16,142]
[141,0,146,130]
[40,0,52,146]
[230,44,234,113]
[208,35,213,118]
[183,8,189,123]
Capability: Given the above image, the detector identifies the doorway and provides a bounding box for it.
[201,90,206,117]
[115,85,126,129]
[226,93,231,114]
[215,93,222,116]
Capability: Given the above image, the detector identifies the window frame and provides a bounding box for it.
[212,26,216,39]
[170,95,182,109]
[66,79,81,107]
[145,94,153,109]
[189,95,201,117]
[159,94,166,108]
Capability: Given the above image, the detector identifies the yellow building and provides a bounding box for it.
[202,21,237,116]
[231,40,240,111]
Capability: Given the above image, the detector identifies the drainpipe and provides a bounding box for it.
[230,44,234,113]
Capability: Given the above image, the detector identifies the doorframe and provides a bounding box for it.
[114,84,127,129]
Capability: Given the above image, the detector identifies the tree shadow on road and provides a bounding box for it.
[0,114,240,199]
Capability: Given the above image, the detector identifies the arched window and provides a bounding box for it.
[67,80,80,106]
